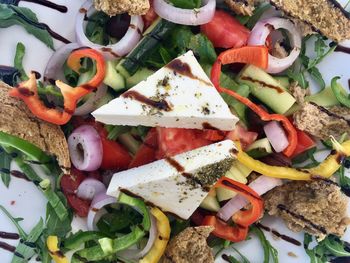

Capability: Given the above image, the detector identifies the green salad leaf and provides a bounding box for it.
[168,0,201,9]
[0,147,11,187]
[14,42,28,81]
[0,4,54,49]
[250,225,278,263]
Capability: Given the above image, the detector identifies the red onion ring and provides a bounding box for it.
[248,17,302,73]
[153,0,215,25]
[76,178,106,200]
[44,43,81,82]
[44,42,106,115]
[263,121,289,153]
[87,192,117,230]
[75,0,144,59]
[68,125,103,171]
[217,175,282,221]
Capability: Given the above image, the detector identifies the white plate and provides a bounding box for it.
[0,1,349,262]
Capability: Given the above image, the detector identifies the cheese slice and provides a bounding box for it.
[92,51,238,130]
[107,140,236,219]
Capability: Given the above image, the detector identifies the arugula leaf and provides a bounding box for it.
[14,42,28,81]
[168,0,201,9]
[188,33,217,64]
[290,34,337,90]
[0,4,54,49]
[304,233,350,262]
[12,218,44,263]
[85,11,110,45]
[0,147,11,187]
[251,225,278,263]
[45,191,72,238]
[0,205,27,238]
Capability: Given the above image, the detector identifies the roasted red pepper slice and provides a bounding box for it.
[210,46,297,157]
[9,48,106,125]
[202,177,263,242]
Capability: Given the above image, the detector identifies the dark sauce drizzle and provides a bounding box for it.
[256,223,302,246]
[0,241,16,253]
[8,5,70,44]
[165,59,212,86]
[0,231,20,240]
[335,45,350,55]
[122,90,172,111]
[277,204,327,235]
[10,170,31,181]
[241,76,285,93]
[10,0,67,13]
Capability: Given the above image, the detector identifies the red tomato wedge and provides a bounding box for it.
[200,10,250,49]
[291,130,316,158]
[156,128,212,159]
[60,167,85,194]
[66,194,90,217]
[226,124,258,149]
[129,128,158,168]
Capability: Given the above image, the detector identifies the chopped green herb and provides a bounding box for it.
[168,0,201,9]
[0,205,27,238]
[14,42,28,81]
[0,147,12,187]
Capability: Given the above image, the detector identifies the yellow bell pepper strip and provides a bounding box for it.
[140,207,171,263]
[236,140,350,180]
[210,46,298,157]
[9,48,106,125]
[46,236,68,263]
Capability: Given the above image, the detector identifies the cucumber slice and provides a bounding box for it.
[200,189,220,212]
[216,161,251,202]
[103,61,125,91]
[246,138,272,158]
[237,65,296,114]
[126,68,155,89]
[117,19,176,76]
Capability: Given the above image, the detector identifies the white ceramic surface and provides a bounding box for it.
[0,0,349,262]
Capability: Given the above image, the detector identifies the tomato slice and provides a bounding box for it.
[203,129,227,141]
[66,194,90,217]
[60,167,85,194]
[156,128,212,159]
[200,10,250,49]
[291,130,316,158]
[226,124,258,149]
[129,128,158,168]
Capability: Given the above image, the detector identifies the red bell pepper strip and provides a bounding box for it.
[202,215,249,242]
[210,46,297,157]
[9,48,106,125]
[202,177,263,242]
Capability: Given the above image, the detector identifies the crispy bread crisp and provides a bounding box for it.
[0,81,70,172]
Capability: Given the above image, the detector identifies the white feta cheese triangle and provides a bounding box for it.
[107,140,237,219]
[92,51,238,130]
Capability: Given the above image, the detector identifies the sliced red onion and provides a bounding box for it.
[74,84,108,116]
[248,17,302,73]
[217,175,283,221]
[76,178,106,200]
[44,43,81,82]
[75,0,144,59]
[87,192,117,230]
[153,0,215,25]
[263,121,289,153]
[118,215,158,258]
[68,125,103,171]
